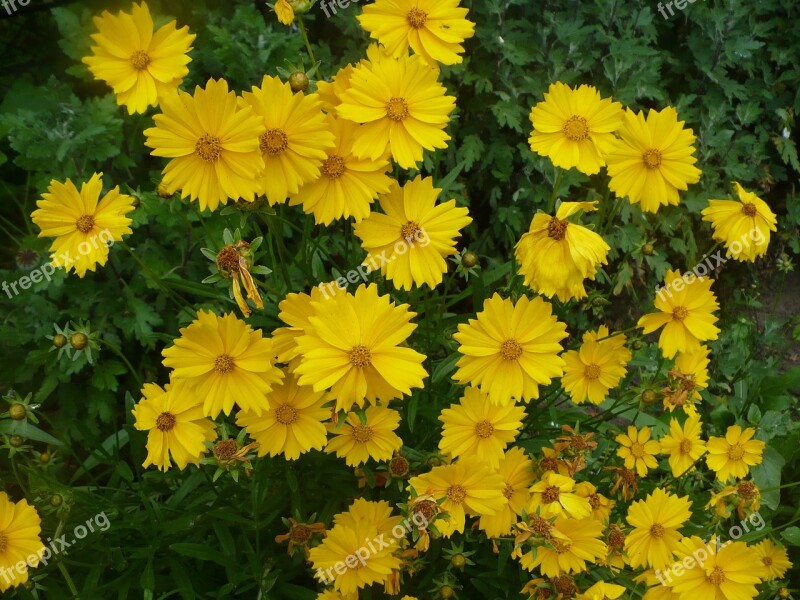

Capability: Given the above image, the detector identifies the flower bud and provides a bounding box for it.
[9,403,27,420]
[289,71,309,93]
[70,332,88,350]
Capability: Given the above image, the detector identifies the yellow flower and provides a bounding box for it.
[701,182,778,261]
[82,2,195,114]
[453,293,568,405]
[0,492,45,592]
[408,457,506,537]
[616,425,661,476]
[274,0,294,25]
[294,284,427,413]
[478,447,535,538]
[638,269,720,359]
[144,78,265,211]
[290,115,393,225]
[664,345,710,412]
[326,405,403,466]
[214,241,265,318]
[659,413,706,477]
[316,590,358,600]
[131,380,217,471]
[31,172,135,277]
[354,176,472,290]
[576,581,626,600]
[161,310,283,418]
[516,516,607,576]
[515,201,610,301]
[528,82,623,175]
[240,75,335,205]
[706,425,765,482]
[753,539,792,581]
[574,482,614,523]
[358,0,476,66]
[272,286,334,371]
[528,471,592,519]
[438,387,525,469]
[605,107,701,213]
[334,498,403,538]
[625,488,692,569]
[561,326,631,405]
[706,480,761,519]
[337,50,456,169]
[236,370,329,460]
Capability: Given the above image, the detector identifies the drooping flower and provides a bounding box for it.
[561,326,631,405]
[706,425,765,482]
[528,82,624,175]
[144,78,265,211]
[659,413,706,477]
[325,405,403,466]
[605,107,702,213]
[663,345,711,413]
[453,293,568,405]
[31,172,135,277]
[477,447,535,538]
[82,2,195,114]
[706,480,761,520]
[616,426,661,477]
[212,239,265,318]
[625,488,693,569]
[753,539,792,581]
[575,482,615,523]
[515,201,610,301]
[528,472,592,519]
[354,176,472,290]
[515,516,607,576]
[701,182,777,261]
[131,380,217,471]
[357,0,476,66]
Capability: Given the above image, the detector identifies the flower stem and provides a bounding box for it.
[547,169,564,213]
[297,16,316,65]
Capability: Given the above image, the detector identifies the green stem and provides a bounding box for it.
[547,170,564,213]
[296,15,316,65]
[54,519,80,597]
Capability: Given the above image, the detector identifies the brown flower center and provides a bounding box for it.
[401,221,421,242]
[406,7,428,28]
[349,345,371,368]
[672,305,689,321]
[389,455,410,477]
[728,444,746,461]
[155,412,176,432]
[737,481,757,498]
[529,515,553,536]
[130,50,151,70]
[541,485,561,504]
[762,556,773,566]
[214,354,235,373]
[679,439,693,454]
[707,566,726,586]
[500,339,523,361]
[584,363,601,380]
[213,439,238,459]
[502,483,515,499]
[322,155,346,178]
[741,202,757,217]
[387,97,410,121]
[588,494,601,509]
[260,129,288,155]
[608,526,626,548]
[643,148,662,169]
[547,216,568,240]
[553,539,572,554]
[446,484,467,504]
[475,420,495,439]
[552,575,576,595]
[275,404,298,425]
[563,115,589,142]
[76,214,95,233]
[352,424,374,443]
[216,245,241,273]
[649,523,665,538]
[291,524,312,543]
[195,134,222,162]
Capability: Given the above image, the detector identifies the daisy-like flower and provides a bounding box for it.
[528,471,592,519]
[701,182,778,261]
[478,447,535,538]
[659,413,706,477]
[161,310,283,418]
[664,345,710,413]
[337,51,456,169]
[272,286,338,371]
[357,0,475,66]
[334,498,403,538]
[706,425,765,482]
[516,516,607,576]
[576,582,626,600]
[638,269,720,359]
[438,387,525,469]
[606,106,702,213]
[408,457,506,537]
[274,518,326,556]
[515,201,611,301]
[528,82,624,175]
[616,426,661,477]
[325,405,403,466]
[294,284,427,413]
[290,115,393,225]
[753,539,792,581]
[236,371,329,460]
[668,535,762,599]
[575,482,615,523]
[561,326,632,405]
[144,78,265,211]
[0,493,45,592]
[131,380,217,471]
[240,75,335,205]
[31,173,135,278]
[82,2,195,114]
[625,488,692,569]
[354,176,472,290]
[453,293,568,405]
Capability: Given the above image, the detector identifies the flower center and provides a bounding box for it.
[475,420,495,439]
[608,527,626,548]
[741,202,757,217]
[679,439,693,454]
[406,7,428,28]
[291,524,312,543]
[349,345,372,368]
[643,148,663,169]
[216,245,241,273]
[547,216,568,240]
[390,455,410,477]
[500,339,523,361]
[155,412,176,432]
[649,523,665,538]
[387,97,410,121]
[213,439,238,459]
[76,214,95,233]
[541,485,561,504]
[352,424,374,443]
[762,556,773,566]
[214,354,235,373]
[728,444,745,461]
[400,221,421,242]
[672,305,689,321]
[195,134,222,162]
[322,155,346,178]
[583,363,601,380]
[738,481,756,498]
[529,515,552,536]
[563,115,589,141]
[630,442,646,458]
[707,566,726,586]
[553,540,572,554]
[502,484,515,499]
[446,484,467,504]
[130,50,151,70]
[260,129,289,155]
[275,404,298,425]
